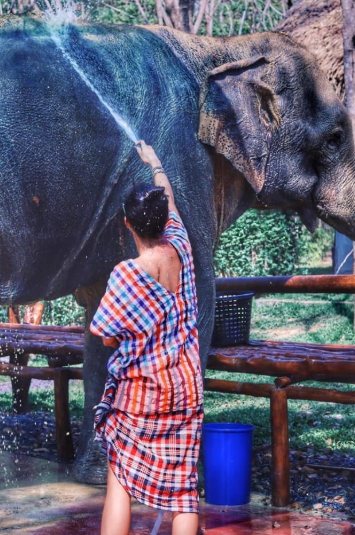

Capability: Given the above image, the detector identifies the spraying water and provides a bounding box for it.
[45,7,138,143]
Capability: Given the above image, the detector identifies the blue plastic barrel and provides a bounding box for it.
[202,423,254,506]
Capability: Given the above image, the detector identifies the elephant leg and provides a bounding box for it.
[194,253,216,376]
[72,279,112,484]
[193,252,215,495]
[10,352,31,414]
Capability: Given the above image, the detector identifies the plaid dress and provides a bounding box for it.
[90,212,204,512]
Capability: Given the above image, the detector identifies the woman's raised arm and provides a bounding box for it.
[135,140,180,216]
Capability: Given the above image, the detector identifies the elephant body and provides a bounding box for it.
[1,15,354,482]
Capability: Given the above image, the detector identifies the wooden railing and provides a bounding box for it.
[0,323,84,462]
[207,274,355,507]
[0,275,354,503]
[216,274,355,294]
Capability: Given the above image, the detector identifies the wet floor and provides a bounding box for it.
[1,450,355,535]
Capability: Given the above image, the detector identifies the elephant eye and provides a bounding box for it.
[325,130,343,151]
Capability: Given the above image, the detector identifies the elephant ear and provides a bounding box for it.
[198,56,280,193]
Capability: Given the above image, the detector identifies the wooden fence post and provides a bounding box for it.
[270,386,290,507]
[54,368,75,462]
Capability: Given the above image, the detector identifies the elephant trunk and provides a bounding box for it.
[315,159,355,241]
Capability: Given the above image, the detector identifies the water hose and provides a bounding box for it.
[150,509,164,535]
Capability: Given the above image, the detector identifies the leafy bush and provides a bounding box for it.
[43,295,85,326]
[214,209,302,277]
[298,223,334,268]
[0,295,85,327]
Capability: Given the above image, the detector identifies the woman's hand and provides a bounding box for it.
[102,336,119,349]
[135,140,162,168]
[135,140,179,215]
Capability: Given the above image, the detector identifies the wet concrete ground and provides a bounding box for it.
[1,450,355,535]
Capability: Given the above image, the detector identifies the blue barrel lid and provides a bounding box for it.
[203,423,254,433]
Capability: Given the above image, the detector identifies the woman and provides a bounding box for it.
[90,140,204,535]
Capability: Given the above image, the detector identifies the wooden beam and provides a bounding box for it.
[204,378,355,404]
[208,342,355,381]
[215,275,355,294]
[270,388,290,507]
[0,323,84,333]
[0,340,84,357]
[204,378,272,397]
[0,362,83,380]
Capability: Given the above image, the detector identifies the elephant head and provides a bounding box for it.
[198,33,355,239]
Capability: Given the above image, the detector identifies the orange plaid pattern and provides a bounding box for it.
[104,406,203,512]
[90,212,204,414]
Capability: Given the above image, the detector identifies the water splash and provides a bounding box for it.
[44,1,79,26]
[44,10,138,143]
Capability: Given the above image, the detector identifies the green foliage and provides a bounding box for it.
[0,307,8,323]
[214,209,302,277]
[74,0,286,35]
[0,295,85,327]
[42,295,85,326]
[0,0,285,37]
[88,0,158,25]
[210,0,285,37]
[298,223,334,269]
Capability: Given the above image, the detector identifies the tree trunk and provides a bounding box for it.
[340,0,355,327]
[164,0,195,32]
[341,0,355,121]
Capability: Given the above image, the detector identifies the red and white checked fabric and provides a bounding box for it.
[103,406,203,512]
[90,212,204,415]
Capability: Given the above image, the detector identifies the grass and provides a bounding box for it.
[251,294,355,344]
[0,379,84,416]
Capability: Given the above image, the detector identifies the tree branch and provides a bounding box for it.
[238,0,249,36]
[133,0,150,23]
[270,3,284,17]
[341,0,355,121]
[101,2,123,14]
[211,0,222,17]
[262,0,272,30]
[193,0,208,34]
[156,0,174,26]
[226,4,234,36]
[205,0,215,36]
[155,0,164,24]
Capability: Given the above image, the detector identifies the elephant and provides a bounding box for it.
[0,14,354,483]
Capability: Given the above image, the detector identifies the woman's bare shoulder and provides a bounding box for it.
[134,244,181,291]
[133,249,158,278]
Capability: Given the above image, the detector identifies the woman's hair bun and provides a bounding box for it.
[140,187,166,202]
[124,184,169,240]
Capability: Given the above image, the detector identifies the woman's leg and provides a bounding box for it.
[172,512,199,535]
[101,460,131,535]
